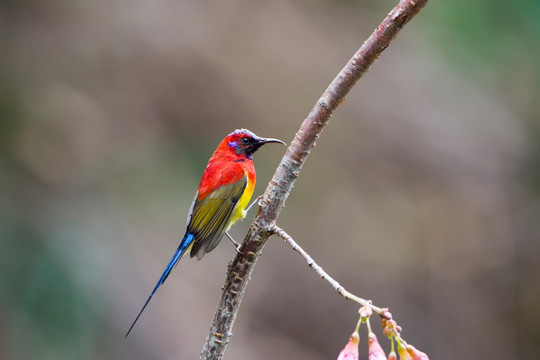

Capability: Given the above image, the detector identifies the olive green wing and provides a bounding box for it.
[188,175,247,260]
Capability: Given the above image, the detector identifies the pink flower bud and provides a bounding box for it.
[387,351,397,360]
[382,319,399,338]
[406,345,429,360]
[337,332,359,360]
[368,333,386,360]
[359,305,373,319]
[397,342,412,360]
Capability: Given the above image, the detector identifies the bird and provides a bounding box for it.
[125,128,285,337]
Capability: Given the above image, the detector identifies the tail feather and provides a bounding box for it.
[125,233,194,337]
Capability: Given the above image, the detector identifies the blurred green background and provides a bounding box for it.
[1,0,539,359]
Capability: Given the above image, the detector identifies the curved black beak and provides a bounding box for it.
[245,136,286,159]
[258,137,287,146]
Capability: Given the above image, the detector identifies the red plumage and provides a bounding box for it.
[197,131,257,201]
[125,128,284,337]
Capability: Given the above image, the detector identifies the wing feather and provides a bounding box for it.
[188,175,247,260]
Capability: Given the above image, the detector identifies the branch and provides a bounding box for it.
[270,225,392,320]
[201,0,429,358]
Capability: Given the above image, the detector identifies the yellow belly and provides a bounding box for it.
[227,178,255,230]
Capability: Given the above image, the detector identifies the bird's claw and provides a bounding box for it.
[246,195,264,213]
[234,244,243,255]
[226,232,243,254]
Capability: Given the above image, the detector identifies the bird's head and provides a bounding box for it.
[224,129,286,160]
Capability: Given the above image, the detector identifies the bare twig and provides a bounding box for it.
[201,0,429,358]
[270,225,392,320]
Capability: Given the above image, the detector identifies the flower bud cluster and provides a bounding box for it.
[336,305,429,360]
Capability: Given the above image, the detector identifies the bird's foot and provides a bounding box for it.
[226,232,243,254]
[234,243,243,254]
[246,195,264,213]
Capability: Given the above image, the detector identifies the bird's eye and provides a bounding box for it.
[241,137,250,145]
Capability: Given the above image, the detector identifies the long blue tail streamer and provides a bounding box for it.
[125,233,194,337]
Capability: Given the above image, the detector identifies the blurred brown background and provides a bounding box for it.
[1,0,539,359]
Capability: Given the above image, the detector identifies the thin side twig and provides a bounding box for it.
[270,225,392,320]
[201,1,429,358]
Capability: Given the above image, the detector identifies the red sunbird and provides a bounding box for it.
[125,129,285,337]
